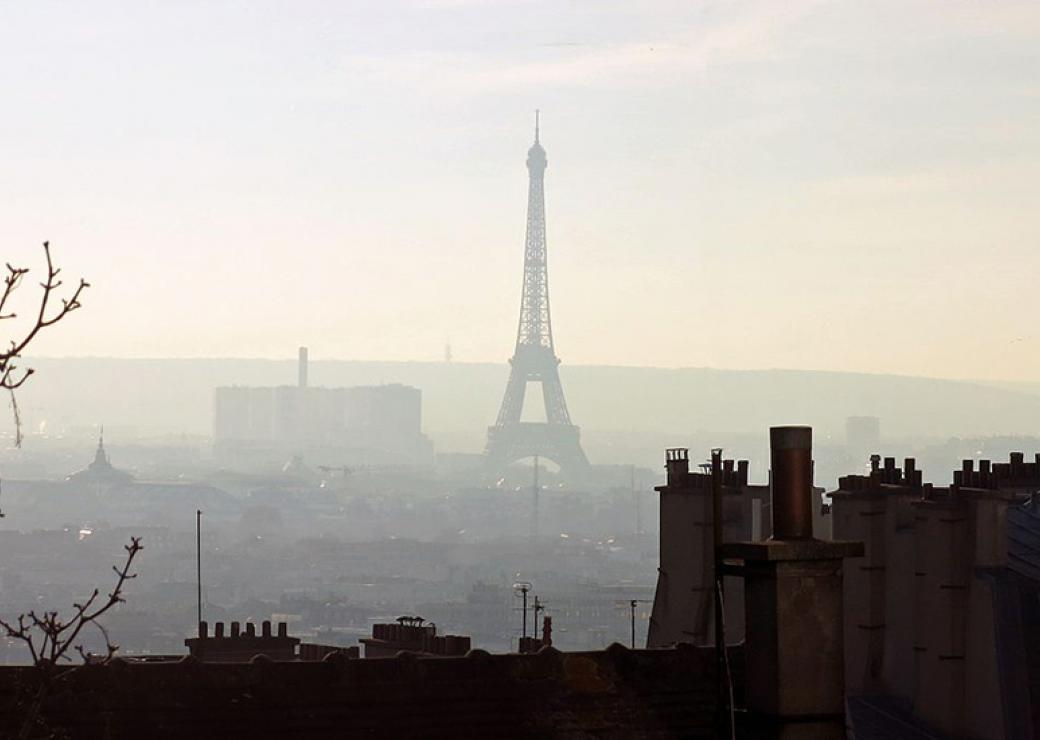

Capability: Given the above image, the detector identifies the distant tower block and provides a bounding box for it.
[846,416,880,463]
[485,113,589,479]
[298,347,308,388]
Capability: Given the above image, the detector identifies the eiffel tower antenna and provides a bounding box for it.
[485,115,589,480]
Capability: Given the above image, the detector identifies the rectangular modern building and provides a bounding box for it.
[214,349,430,466]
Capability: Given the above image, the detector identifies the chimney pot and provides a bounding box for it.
[770,426,814,540]
[664,448,689,478]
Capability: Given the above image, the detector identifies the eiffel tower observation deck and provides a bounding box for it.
[485,113,589,480]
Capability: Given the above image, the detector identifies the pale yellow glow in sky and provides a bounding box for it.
[3,1,1039,381]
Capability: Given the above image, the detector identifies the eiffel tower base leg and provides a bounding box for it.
[485,422,590,482]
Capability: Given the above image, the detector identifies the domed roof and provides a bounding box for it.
[65,428,134,487]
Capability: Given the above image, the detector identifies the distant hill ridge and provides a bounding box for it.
[19,358,1040,454]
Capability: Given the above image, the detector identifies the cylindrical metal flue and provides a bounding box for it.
[298,346,309,388]
[770,426,814,540]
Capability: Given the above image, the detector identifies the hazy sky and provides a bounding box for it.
[3,1,1039,380]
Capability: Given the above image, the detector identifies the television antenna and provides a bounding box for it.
[616,599,653,648]
[512,581,532,639]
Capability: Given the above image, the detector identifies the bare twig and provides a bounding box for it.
[0,241,88,446]
[8,389,22,449]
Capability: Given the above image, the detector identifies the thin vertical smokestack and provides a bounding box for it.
[298,347,308,388]
[770,426,813,540]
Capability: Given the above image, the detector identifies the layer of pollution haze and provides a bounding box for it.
[2,2,1040,737]
[14,356,1040,454]
[3,2,1039,379]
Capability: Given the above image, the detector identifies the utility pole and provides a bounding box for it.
[711,450,723,641]
[196,509,203,627]
[531,455,540,540]
[623,599,653,648]
[710,448,728,731]
[631,464,641,537]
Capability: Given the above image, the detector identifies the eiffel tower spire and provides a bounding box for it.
[485,114,589,479]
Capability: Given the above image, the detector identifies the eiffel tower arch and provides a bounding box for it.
[485,113,589,480]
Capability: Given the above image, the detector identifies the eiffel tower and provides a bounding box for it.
[485,113,589,479]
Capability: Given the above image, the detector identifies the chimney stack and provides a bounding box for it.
[298,346,308,388]
[720,426,863,737]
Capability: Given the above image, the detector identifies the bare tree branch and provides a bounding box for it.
[0,538,142,738]
[0,537,142,668]
[0,241,88,447]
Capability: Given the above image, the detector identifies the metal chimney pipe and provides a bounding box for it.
[298,346,308,388]
[770,426,814,540]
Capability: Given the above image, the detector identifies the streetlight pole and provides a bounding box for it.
[196,509,202,627]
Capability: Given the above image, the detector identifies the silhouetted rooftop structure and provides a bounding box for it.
[360,616,471,658]
[0,644,730,738]
[831,451,1040,738]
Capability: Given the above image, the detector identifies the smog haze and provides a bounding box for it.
[3,1,1039,380]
